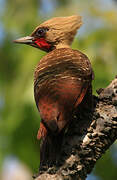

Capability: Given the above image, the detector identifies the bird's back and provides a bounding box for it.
[34,48,93,134]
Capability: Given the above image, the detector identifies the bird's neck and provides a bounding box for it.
[55,43,71,49]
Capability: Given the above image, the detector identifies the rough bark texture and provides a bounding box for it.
[34,76,117,180]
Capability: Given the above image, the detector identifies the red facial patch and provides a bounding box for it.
[35,38,51,51]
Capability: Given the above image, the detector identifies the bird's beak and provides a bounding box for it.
[13,36,34,44]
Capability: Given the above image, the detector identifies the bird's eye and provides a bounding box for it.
[36,28,46,37]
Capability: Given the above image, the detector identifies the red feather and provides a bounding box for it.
[35,38,51,50]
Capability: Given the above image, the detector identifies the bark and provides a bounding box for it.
[34,76,117,180]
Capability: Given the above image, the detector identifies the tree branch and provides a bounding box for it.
[34,76,117,180]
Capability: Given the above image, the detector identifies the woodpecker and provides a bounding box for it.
[14,15,94,168]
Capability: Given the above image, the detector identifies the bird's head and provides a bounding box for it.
[14,15,82,52]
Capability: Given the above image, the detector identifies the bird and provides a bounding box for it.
[14,15,94,169]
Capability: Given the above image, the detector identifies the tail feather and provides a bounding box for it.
[37,122,64,169]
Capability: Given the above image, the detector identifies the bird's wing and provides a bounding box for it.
[34,48,93,135]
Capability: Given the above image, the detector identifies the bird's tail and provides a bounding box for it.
[37,122,64,169]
